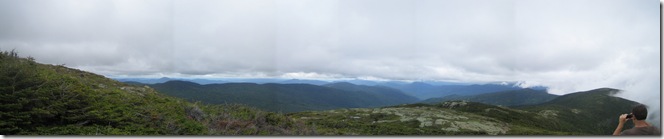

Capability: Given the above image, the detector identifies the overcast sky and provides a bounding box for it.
[0,0,660,111]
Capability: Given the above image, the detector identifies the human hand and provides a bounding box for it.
[619,114,630,124]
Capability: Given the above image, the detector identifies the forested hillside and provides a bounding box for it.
[382,82,526,100]
[421,88,558,106]
[323,82,419,104]
[150,81,419,113]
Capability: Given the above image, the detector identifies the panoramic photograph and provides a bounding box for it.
[0,0,660,136]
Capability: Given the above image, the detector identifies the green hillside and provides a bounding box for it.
[0,50,314,135]
[150,81,419,113]
[384,82,525,100]
[421,88,558,106]
[516,88,639,134]
[323,82,419,104]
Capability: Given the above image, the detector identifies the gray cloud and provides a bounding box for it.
[0,0,659,124]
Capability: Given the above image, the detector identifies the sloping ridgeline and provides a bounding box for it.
[382,82,526,100]
[323,82,420,105]
[149,81,419,113]
[421,88,558,107]
[289,88,640,135]
[515,88,639,134]
[0,50,315,135]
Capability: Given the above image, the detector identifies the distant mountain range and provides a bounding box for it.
[115,77,286,84]
[421,88,558,106]
[116,77,547,100]
[148,81,419,113]
[113,77,470,86]
[144,79,558,114]
[323,82,420,105]
[380,82,546,100]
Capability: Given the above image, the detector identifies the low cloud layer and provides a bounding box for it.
[0,0,659,124]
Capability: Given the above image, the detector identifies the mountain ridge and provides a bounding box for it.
[150,80,419,113]
[421,88,558,106]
